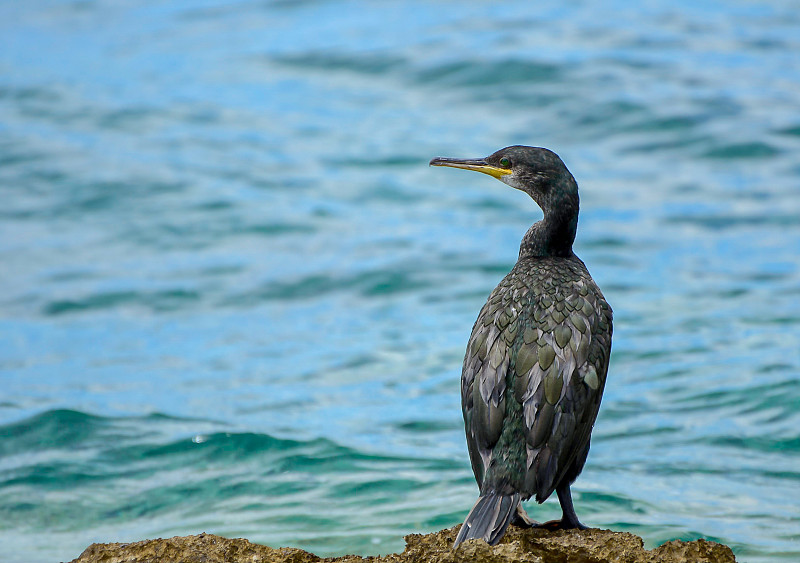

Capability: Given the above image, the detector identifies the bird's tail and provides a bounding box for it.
[453,492,521,548]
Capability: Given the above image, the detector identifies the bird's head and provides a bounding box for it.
[429,145,578,217]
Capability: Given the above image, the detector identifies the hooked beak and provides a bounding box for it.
[429,157,512,180]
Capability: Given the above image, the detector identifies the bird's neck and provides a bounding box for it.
[519,209,578,259]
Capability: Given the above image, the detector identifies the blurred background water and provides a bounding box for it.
[1,1,799,562]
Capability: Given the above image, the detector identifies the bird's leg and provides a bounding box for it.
[556,483,588,529]
[535,484,588,531]
[510,503,538,528]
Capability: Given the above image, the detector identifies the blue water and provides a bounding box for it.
[1,1,799,562]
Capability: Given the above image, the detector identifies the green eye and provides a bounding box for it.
[499,157,511,168]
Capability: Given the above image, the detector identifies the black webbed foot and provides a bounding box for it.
[535,518,588,531]
[510,504,538,528]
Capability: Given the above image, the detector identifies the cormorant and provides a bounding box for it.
[430,146,612,548]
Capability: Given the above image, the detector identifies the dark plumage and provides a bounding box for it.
[430,146,612,548]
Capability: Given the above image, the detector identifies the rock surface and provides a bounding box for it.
[70,525,736,563]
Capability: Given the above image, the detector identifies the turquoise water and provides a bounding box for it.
[1,1,799,561]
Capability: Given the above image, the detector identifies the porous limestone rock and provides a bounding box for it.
[70,525,736,563]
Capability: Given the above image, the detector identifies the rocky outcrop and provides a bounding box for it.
[70,525,736,563]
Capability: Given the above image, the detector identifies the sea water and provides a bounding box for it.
[1,1,799,562]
